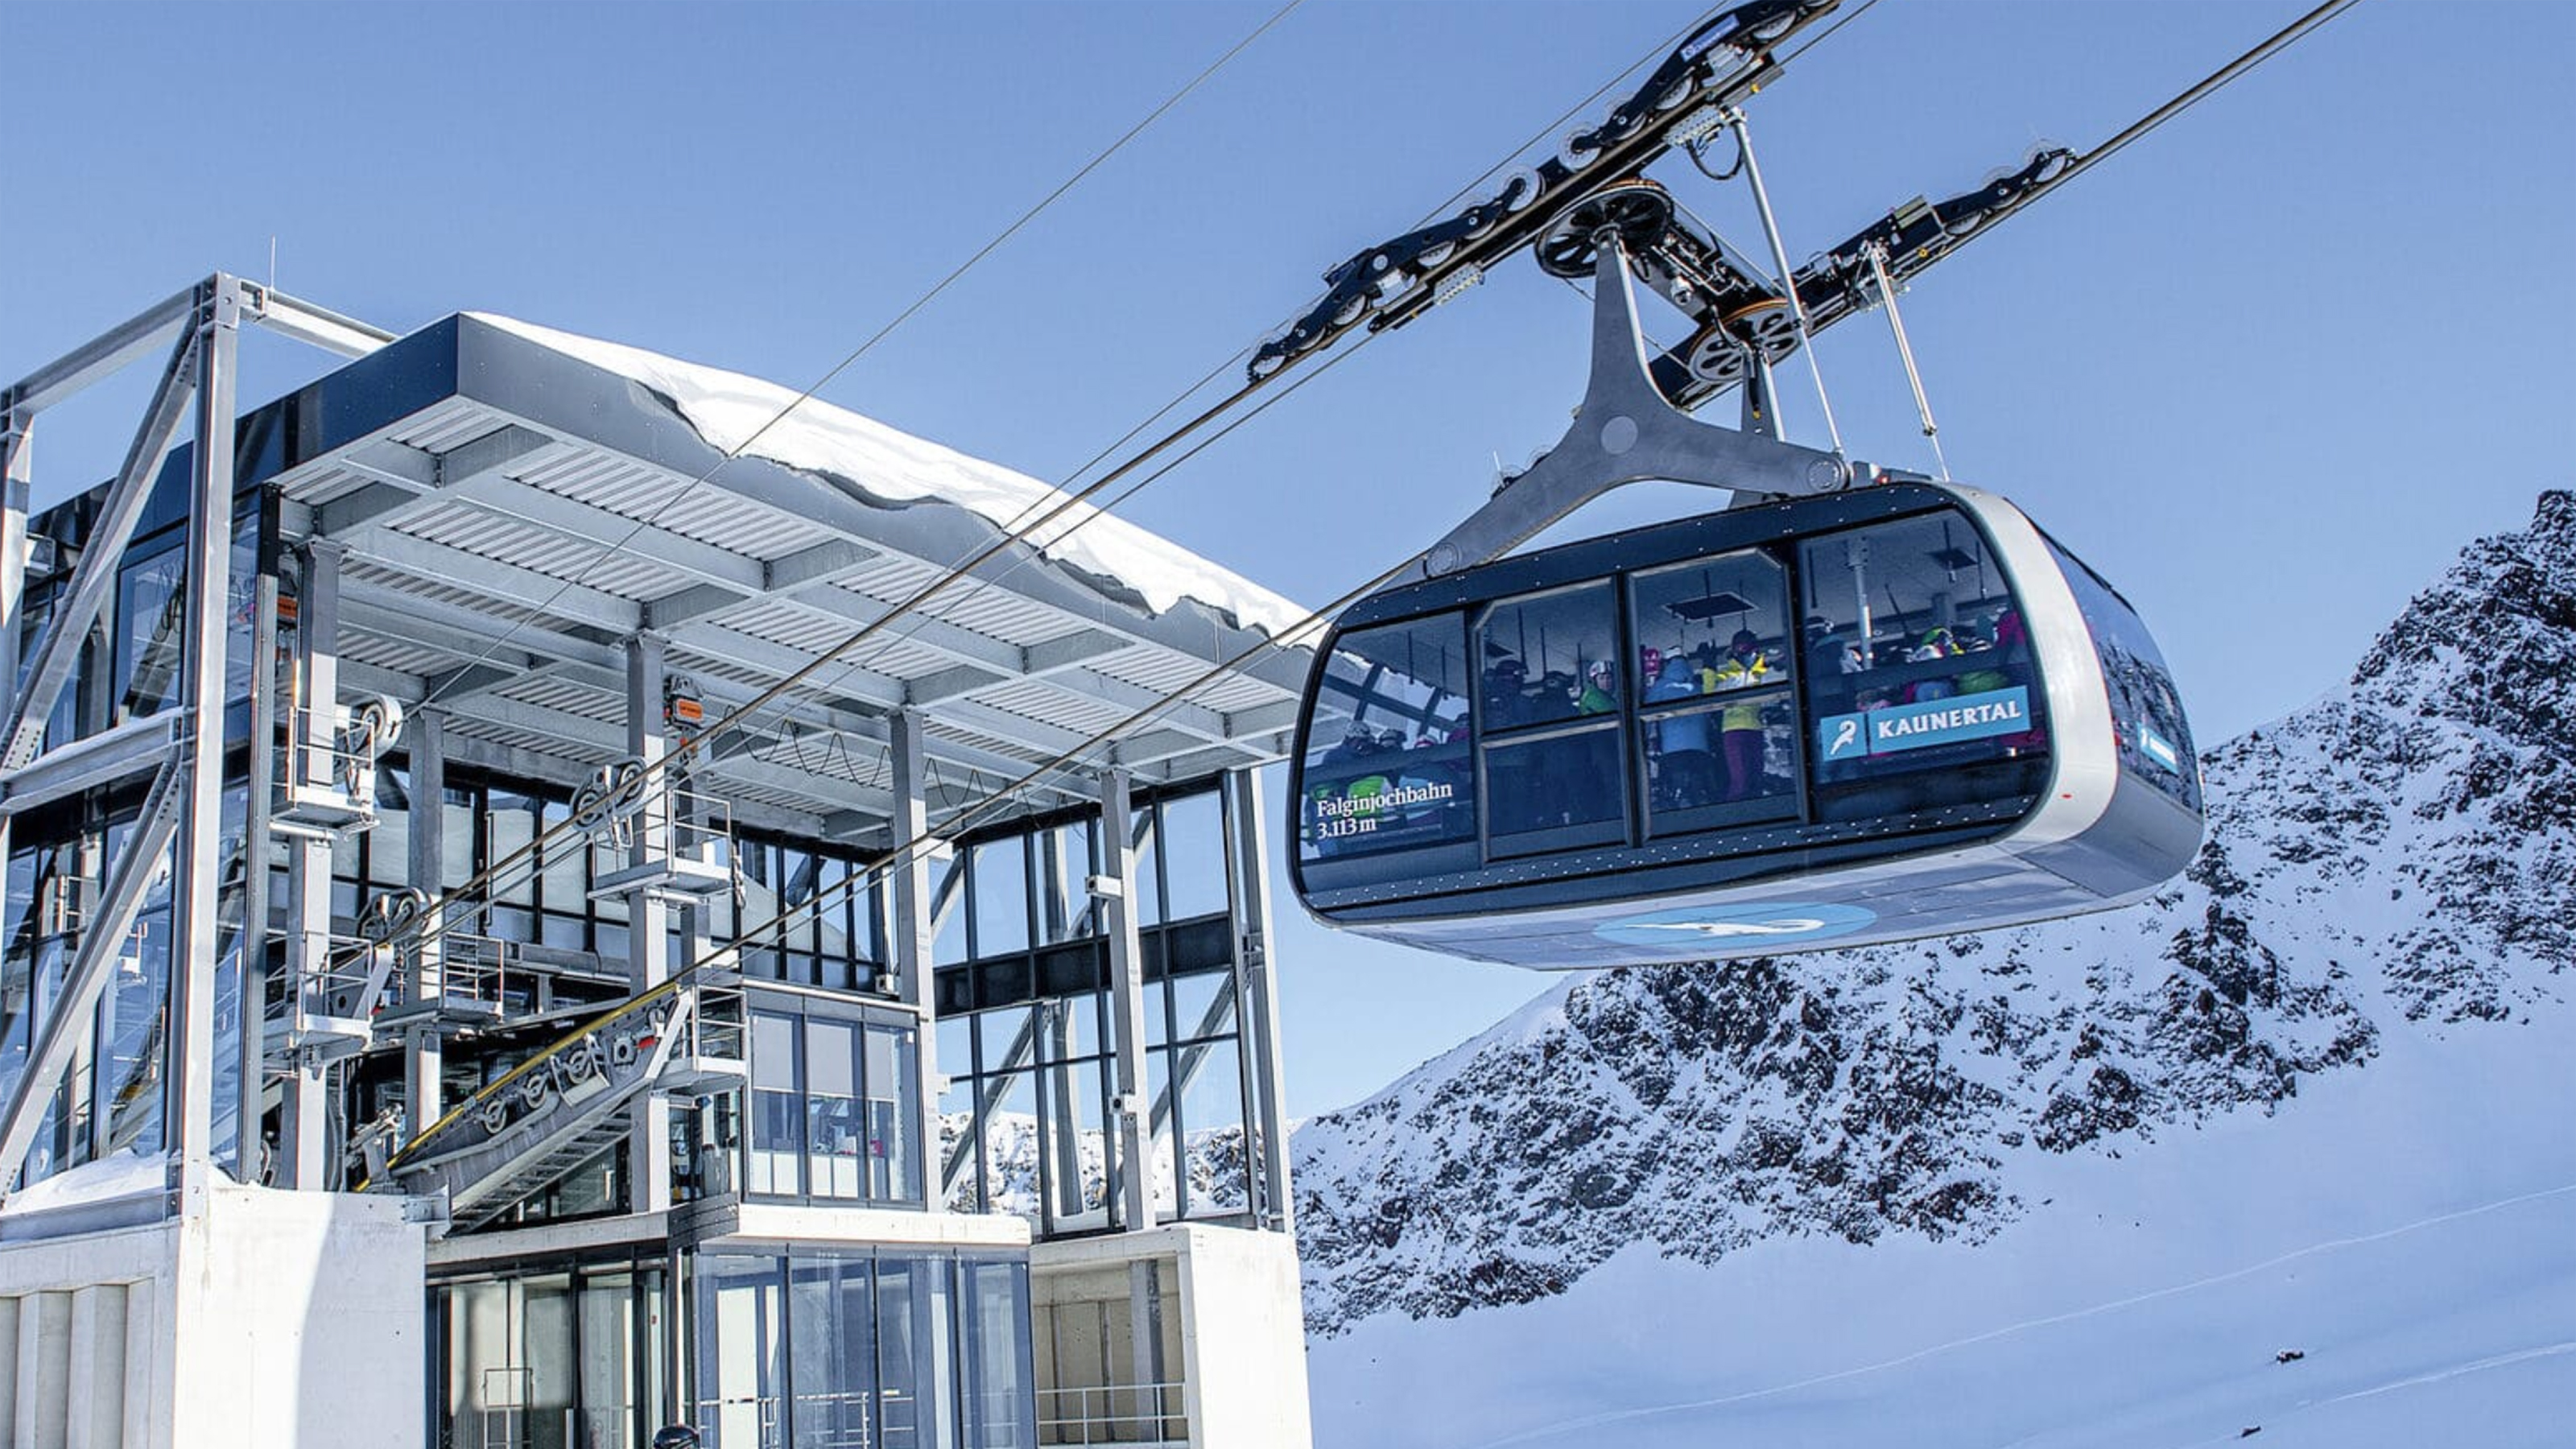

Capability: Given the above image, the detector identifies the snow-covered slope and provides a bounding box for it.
[1291,492,2576,1443]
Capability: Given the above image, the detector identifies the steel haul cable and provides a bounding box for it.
[382,544,1425,1170]
[349,1,1828,973]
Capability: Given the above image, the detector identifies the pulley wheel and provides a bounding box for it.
[1535,180,1676,279]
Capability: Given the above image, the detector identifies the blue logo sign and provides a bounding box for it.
[1596,902,1879,952]
[1818,685,2031,761]
[2138,724,2181,774]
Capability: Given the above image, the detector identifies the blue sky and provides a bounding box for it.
[5,1,2571,1115]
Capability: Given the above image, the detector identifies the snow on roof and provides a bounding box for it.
[469,315,1308,638]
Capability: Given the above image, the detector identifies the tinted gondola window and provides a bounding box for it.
[1298,614,1475,865]
[1798,510,2051,820]
[1629,551,1798,832]
[2047,540,2202,811]
[1476,584,1628,857]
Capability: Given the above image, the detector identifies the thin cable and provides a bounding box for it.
[414,0,1304,712]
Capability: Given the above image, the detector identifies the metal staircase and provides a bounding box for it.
[369,976,745,1232]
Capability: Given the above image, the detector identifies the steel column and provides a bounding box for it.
[164,278,242,1201]
[623,631,672,1216]
[1221,767,1294,1232]
[1100,769,1156,1233]
[403,708,445,1138]
[279,541,344,1187]
[888,708,942,1201]
[0,415,27,884]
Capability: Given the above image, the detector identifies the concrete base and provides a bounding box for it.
[1033,1223,1312,1449]
[0,1179,424,1449]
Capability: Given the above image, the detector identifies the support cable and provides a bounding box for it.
[414,0,1305,713]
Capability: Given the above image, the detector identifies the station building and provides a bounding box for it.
[0,276,1314,1448]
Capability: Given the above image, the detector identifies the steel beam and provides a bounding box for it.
[279,542,344,1187]
[888,708,942,1199]
[624,631,674,1216]
[0,284,196,417]
[1222,767,1294,1232]
[0,415,25,881]
[0,754,186,1196]
[238,282,398,361]
[2,320,200,770]
[1100,768,1156,1232]
[402,709,445,1139]
[165,279,242,1200]
[0,712,180,818]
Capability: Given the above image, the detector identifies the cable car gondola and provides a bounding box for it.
[1286,238,2202,968]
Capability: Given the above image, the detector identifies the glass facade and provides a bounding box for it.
[692,1248,1033,1449]
[935,787,1259,1232]
[745,995,923,1208]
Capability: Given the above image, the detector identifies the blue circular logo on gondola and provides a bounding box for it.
[1595,902,1878,952]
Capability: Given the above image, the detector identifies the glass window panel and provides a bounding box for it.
[112,541,186,724]
[1166,972,1234,1045]
[960,1261,1034,1448]
[1156,792,1227,921]
[441,787,475,894]
[867,1024,921,1203]
[806,1018,862,1200]
[1800,510,2052,820]
[1130,808,1162,930]
[700,1256,786,1449]
[876,1257,958,1449]
[750,1013,801,1197]
[2049,539,2199,810]
[976,1070,1038,1223]
[931,855,968,967]
[1176,1035,1247,1217]
[1033,822,1097,945]
[970,840,1030,958]
[576,1273,640,1449]
[791,1257,877,1449]
[1145,1047,1179,1220]
[1481,723,1626,853]
[1478,583,1622,732]
[488,790,539,908]
[369,767,412,888]
[1042,1057,1110,1230]
[538,799,584,916]
[1034,997,1096,1066]
[1298,615,1475,867]
[939,1070,981,1213]
[1631,549,1795,693]
[224,511,259,707]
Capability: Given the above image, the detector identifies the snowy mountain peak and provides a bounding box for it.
[1293,491,2576,1337]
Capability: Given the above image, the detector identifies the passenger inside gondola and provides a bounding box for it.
[1798,509,2052,819]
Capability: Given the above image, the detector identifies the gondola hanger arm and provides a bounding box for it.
[1410,237,1873,583]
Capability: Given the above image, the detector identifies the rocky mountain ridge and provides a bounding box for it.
[1290,490,2576,1337]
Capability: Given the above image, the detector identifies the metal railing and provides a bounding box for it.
[1037,1381,1187,1447]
